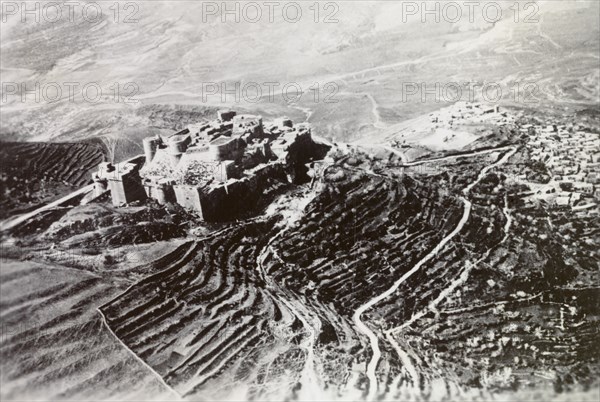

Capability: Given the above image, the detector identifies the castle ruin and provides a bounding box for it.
[93,111,324,220]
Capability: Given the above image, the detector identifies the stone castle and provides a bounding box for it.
[92,110,323,220]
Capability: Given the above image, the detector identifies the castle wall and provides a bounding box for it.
[143,137,160,164]
[168,134,191,154]
[109,172,147,206]
[174,185,204,219]
[97,162,147,206]
[94,111,325,218]
[200,162,287,221]
[92,173,109,197]
[167,134,192,168]
[272,129,315,183]
[208,137,246,161]
[232,115,263,138]
[144,179,176,205]
[212,160,238,182]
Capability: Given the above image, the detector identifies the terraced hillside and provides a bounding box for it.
[0,141,105,219]
[96,146,499,400]
[99,219,308,400]
[269,169,467,315]
[0,259,171,401]
[377,145,600,398]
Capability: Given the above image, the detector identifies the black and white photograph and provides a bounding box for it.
[1,1,599,401]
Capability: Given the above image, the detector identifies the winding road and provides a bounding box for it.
[353,146,517,400]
